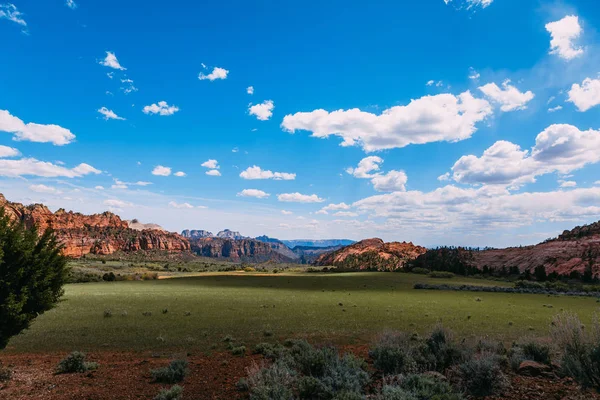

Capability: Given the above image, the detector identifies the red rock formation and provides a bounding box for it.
[189,237,295,263]
[0,193,190,257]
[315,238,427,271]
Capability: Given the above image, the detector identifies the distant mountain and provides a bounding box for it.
[181,229,213,239]
[188,237,296,263]
[282,239,355,248]
[255,235,285,245]
[216,229,245,240]
[126,219,165,232]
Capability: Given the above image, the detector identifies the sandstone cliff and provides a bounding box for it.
[315,238,427,271]
[189,237,295,263]
[0,193,190,257]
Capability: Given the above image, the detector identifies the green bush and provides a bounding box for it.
[151,360,189,384]
[154,385,183,400]
[454,353,508,397]
[231,345,246,356]
[56,351,99,374]
[411,267,430,275]
[102,272,116,281]
[551,312,600,389]
[247,360,296,400]
[428,271,455,279]
[378,374,464,400]
[0,209,68,349]
[0,364,12,382]
[521,340,551,365]
[253,342,287,360]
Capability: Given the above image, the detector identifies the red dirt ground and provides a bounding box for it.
[1,348,599,399]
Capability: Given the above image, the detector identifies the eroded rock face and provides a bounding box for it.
[314,238,427,271]
[0,193,190,257]
[181,229,214,239]
[189,237,295,263]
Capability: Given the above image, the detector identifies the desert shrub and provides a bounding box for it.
[236,377,250,391]
[0,209,68,349]
[143,311,153,317]
[223,334,234,343]
[454,353,508,397]
[154,385,183,400]
[142,272,159,280]
[369,332,415,374]
[520,340,551,365]
[247,360,296,400]
[151,360,189,384]
[475,339,505,355]
[551,312,600,389]
[102,272,116,281]
[508,347,525,371]
[162,309,168,314]
[429,271,455,279]
[254,343,287,360]
[0,365,12,382]
[378,374,464,400]
[104,309,113,318]
[232,346,247,356]
[424,324,465,372]
[56,351,99,374]
[244,266,257,272]
[288,340,339,376]
[411,267,430,275]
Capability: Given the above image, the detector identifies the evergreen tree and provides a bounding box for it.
[0,208,68,349]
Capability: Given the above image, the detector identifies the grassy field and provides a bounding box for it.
[6,272,600,353]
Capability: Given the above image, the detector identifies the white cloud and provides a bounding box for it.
[426,80,435,86]
[559,180,577,188]
[107,72,114,80]
[95,186,104,190]
[98,107,125,121]
[174,171,186,177]
[277,193,325,203]
[478,80,535,111]
[120,79,138,95]
[0,109,76,145]
[0,145,19,158]
[201,159,219,169]
[240,165,296,180]
[545,15,584,61]
[232,147,239,153]
[548,105,563,113]
[198,67,229,81]
[333,211,359,217]
[468,68,480,80]
[135,181,152,186]
[0,158,100,178]
[237,189,270,199]
[0,3,26,27]
[444,0,493,10]
[142,101,179,116]
[317,202,351,214]
[29,184,62,194]
[104,199,132,208]
[65,0,77,9]
[346,156,383,178]
[152,165,171,176]
[206,169,221,176]
[449,124,600,188]
[281,210,293,215]
[370,170,408,192]
[438,172,451,181]
[247,86,254,95]
[282,91,492,152]
[568,77,600,112]
[100,51,126,70]
[249,100,275,121]
[168,201,194,209]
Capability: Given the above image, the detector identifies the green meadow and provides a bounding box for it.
[6,272,599,353]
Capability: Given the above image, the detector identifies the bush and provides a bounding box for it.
[56,351,99,374]
[151,360,189,384]
[254,343,287,360]
[369,332,415,374]
[520,340,551,365]
[231,346,247,356]
[454,353,508,397]
[102,272,116,281]
[429,271,455,279]
[247,360,296,400]
[0,365,12,382]
[0,209,68,349]
[378,374,464,400]
[551,312,600,389]
[411,267,430,275]
[142,272,159,280]
[104,309,113,318]
[244,266,257,272]
[154,385,183,400]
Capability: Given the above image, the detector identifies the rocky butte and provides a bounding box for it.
[0,193,190,257]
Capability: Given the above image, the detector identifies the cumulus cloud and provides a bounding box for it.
[545,15,584,60]
[548,105,563,113]
[449,124,600,188]
[198,67,229,81]
[98,107,125,120]
[201,159,219,169]
[174,171,186,177]
[168,201,194,209]
[468,68,480,80]
[277,193,324,203]
[370,170,408,192]
[240,165,296,180]
[206,170,221,176]
[247,86,254,95]
[559,180,577,188]
[0,145,19,158]
[95,186,104,190]
[478,80,535,111]
[346,156,383,178]
[237,189,270,199]
[65,0,77,9]
[0,3,26,27]
[0,158,100,178]
[99,51,126,70]
[143,101,179,116]
[120,78,138,95]
[249,100,275,121]
[29,184,62,194]
[333,211,359,217]
[281,210,293,215]
[0,109,76,145]
[568,77,600,112]
[443,0,493,10]
[317,202,351,215]
[282,91,492,152]
[152,165,171,176]
[104,199,132,208]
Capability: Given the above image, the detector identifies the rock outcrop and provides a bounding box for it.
[315,238,427,271]
[216,229,245,240]
[181,229,214,239]
[189,237,295,263]
[0,193,190,257]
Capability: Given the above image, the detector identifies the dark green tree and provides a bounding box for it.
[0,208,68,349]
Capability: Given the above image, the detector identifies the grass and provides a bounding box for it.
[6,272,599,353]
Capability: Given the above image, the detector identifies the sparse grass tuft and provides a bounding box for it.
[153,385,183,400]
[56,351,99,374]
[151,360,189,384]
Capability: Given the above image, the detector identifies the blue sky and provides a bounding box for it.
[1,0,600,247]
